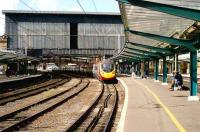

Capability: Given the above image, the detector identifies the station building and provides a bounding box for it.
[3,10,125,60]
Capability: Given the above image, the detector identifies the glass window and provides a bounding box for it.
[101,63,114,72]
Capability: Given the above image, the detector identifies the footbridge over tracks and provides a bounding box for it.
[113,0,200,101]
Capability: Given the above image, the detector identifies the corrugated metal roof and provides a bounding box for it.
[116,0,200,61]
[0,50,39,62]
[2,10,120,16]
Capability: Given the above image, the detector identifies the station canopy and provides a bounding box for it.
[0,50,39,63]
[115,0,200,62]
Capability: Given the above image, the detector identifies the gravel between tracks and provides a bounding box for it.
[0,78,80,116]
[22,79,102,132]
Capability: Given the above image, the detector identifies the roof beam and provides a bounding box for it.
[125,29,197,51]
[121,53,150,60]
[118,0,200,21]
[124,50,156,58]
[120,54,141,60]
[125,46,162,57]
[127,41,173,54]
[118,56,141,62]
[115,56,139,62]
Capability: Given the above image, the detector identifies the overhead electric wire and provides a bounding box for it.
[76,0,86,13]
[19,0,36,10]
[91,0,98,12]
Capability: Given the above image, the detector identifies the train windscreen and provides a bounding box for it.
[101,63,114,72]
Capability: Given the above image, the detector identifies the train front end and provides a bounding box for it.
[99,61,116,81]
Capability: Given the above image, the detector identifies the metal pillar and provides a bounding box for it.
[162,56,167,84]
[154,61,156,79]
[154,59,159,81]
[138,63,141,76]
[172,56,175,72]
[135,63,138,75]
[141,61,145,78]
[175,53,178,72]
[188,50,199,101]
[146,61,149,77]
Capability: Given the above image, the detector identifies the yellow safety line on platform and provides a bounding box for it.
[133,80,186,132]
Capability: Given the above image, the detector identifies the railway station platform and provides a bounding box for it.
[0,74,42,83]
[117,77,200,132]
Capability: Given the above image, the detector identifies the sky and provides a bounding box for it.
[0,0,120,35]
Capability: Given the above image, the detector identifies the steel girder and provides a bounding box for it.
[118,0,200,21]
[121,53,150,60]
[125,29,197,51]
[125,46,162,57]
[123,50,158,58]
[115,56,139,62]
[127,41,173,55]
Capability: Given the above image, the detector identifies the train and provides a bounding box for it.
[92,59,116,82]
[37,63,59,72]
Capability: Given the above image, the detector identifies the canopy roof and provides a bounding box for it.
[0,50,39,63]
[115,0,200,62]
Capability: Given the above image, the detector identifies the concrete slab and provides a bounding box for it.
[118,77,200,132]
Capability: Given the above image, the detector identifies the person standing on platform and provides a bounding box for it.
[130,66,135,78]
[170,71,176,90]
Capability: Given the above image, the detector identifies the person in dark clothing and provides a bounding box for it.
[175,72,183,87]
[171,71,183,90]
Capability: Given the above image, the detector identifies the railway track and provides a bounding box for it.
[0,79,89,132]
[0,76,70,105]
[67,83,118,132]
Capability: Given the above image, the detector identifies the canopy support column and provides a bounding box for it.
[175,53,179,72]
[141,61,145,78]
[154,59,159,82]
[146,61,149,77]
[162,56,168,85]
[188,50,199,101]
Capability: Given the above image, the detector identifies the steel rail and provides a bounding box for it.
[66,81,104,132]
[103,84,118,132]
[67,83,118,132]
[0,79,89,132]
[0,78,69,105]
[0,79,82,122]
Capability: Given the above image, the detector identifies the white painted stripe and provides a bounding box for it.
[116,78,129,132]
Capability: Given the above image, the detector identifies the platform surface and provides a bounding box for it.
[118,77,200,132]
[0,74,42,83]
